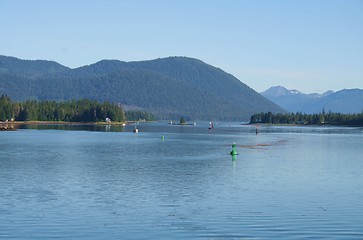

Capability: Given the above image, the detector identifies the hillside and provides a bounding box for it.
[0,55,70,78]
[0,55,284,120]
[261,86,363,114]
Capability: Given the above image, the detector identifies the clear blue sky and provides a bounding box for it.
[0,0,362,93]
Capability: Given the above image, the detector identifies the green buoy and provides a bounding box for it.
[230,142,238,155]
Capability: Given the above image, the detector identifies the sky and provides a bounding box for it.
[0,0,362,93]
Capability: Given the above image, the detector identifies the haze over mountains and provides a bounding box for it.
[0,55,284,121]
[261,86,363,114]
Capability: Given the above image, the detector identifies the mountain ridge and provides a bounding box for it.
[261,86,363,114]
[0,55,70,79]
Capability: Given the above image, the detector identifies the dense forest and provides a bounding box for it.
[125,111,155,122]
[250,111,363,126]
[0,95,154,122]
[0,55,284,120]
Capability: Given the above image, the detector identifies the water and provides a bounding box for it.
[1,122,363,239]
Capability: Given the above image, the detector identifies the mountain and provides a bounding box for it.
[308,89,363,113]
[261,86,363,114]
[261,86,301,98]
[0,55,285,120]
[0,55,70,78]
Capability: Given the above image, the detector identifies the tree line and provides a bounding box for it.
[0,95,154,122]
[250,110,363,126]
[125,111,155,122]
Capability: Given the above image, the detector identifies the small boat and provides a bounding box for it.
[133,127,139,133]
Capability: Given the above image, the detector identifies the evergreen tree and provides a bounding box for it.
[0,95,13,121]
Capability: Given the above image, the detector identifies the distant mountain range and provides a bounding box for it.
[0,55,284,120]
[261,86,363,114]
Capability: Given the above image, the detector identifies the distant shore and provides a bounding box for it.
[0,121,127,127]
[249,122,363,127]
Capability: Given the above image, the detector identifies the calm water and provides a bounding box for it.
[1,123,363,239]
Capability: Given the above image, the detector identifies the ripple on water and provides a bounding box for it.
[1,125,363,239]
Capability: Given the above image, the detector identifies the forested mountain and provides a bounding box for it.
[0,55,284,120]
[261,86,363,114]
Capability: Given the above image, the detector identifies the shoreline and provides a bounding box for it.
[2,121,361,128]
[249,122,363,127]
[1,121,127,126]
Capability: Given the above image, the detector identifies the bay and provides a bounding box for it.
[1,122,362,239]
